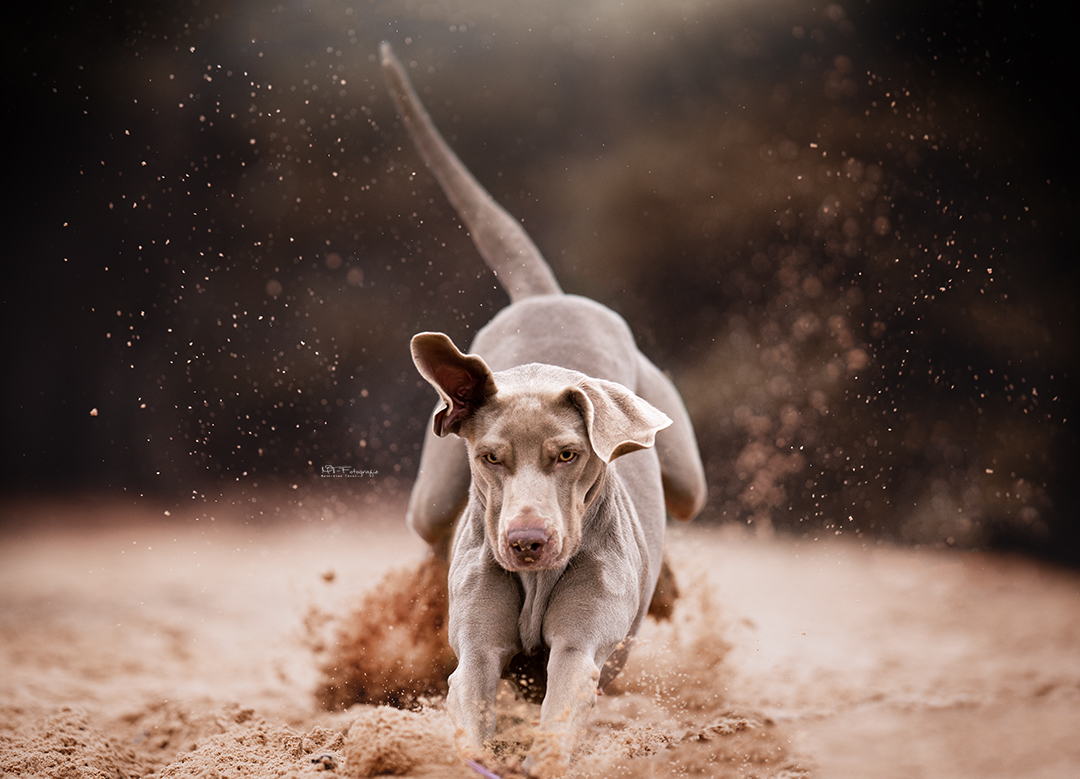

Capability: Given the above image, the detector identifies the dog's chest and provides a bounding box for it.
[516,567,565,654]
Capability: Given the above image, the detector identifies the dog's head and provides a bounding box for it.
[411,332,671,572]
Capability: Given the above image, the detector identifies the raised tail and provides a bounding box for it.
[380,42,561,302]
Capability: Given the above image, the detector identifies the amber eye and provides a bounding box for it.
[483,453,500,465]
[557,450,577,463]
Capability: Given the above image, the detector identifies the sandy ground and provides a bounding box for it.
[1,495,1079,778]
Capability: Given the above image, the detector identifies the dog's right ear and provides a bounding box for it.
[411,332,497,437]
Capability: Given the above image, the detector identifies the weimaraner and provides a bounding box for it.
[380,43,707,777]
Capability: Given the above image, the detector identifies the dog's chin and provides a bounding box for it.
[494,543,569,574]
[502,558,563,573]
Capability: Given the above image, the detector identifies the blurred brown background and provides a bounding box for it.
[4,0,1076,562]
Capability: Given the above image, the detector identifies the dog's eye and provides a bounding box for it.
[483,453,500,465]
[557,450,577,463]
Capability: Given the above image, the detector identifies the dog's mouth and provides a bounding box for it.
[499,526,565,571]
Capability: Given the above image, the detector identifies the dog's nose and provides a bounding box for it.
[506,528,549,565]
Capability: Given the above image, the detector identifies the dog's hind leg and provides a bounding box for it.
[406,423,470,559]
[635,353,707,521]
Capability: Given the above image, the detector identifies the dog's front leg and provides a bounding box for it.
[522,640,603,777]
[446,535,522,759]
[522,552,644,777]
[446,644,516,756]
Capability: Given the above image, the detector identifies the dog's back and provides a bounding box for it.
[473,295,637,382]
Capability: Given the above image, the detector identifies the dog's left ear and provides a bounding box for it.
[411,332,497,437]
[568,379,672,463]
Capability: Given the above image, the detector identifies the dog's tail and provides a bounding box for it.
[380,42,561,303]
